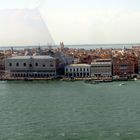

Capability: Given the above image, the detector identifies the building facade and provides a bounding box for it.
[65,64,91,78]
[5,55,56,78]
[138,59,140,74]
[91,59,112,77]
[0,58,5,78]
[113,58,135,76]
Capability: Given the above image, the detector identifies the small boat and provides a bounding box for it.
[90,81,98,84]
[119,83,126,86]
[134,78,138,81]
[84,79,98,84]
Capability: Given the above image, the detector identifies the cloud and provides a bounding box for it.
[0,0,140,45]
[0,0,41,9]
[40,5,140,44]
[0,9,54,46]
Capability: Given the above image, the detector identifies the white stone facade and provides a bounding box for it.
[65,64,91,77]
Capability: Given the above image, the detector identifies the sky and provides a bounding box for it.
[0,0,140,46]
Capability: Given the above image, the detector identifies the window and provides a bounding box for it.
[9,63,12,66]
[29,64,32,68]
[16,63,19,67]
[50,64,54,67]
[35,63,38,66]
[42,64,45,67]
[23,63,26,67]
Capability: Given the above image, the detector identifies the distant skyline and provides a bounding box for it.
[0,0,140,46]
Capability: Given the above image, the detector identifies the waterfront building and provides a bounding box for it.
[91,59,112,77]
[53,52,74,75]
[65,64,91,78]
[5,55,57,78]
[113,58,135,76]
[138,60,140,74]
[0,57,5,78]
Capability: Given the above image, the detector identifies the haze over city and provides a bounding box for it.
[0,0,140,46]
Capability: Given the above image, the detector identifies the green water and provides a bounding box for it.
[0,80,140,140]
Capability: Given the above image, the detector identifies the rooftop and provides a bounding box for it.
[67,64,91,67]
[91,62,112,65]
[94,59,112,62]
[7,55,55,60]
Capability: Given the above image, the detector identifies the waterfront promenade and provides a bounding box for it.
[0,76,139,84]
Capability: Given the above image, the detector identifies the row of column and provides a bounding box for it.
[65,72,90,77]
[11,72,56,78]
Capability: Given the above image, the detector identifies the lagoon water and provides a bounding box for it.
[0,80,140,140]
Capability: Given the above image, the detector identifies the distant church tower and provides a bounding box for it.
[11,47,14,54]
[60,42,64,51]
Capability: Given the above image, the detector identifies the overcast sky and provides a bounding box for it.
[0,0,140,46]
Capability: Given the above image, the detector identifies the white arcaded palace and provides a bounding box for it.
[65,64,91,78]
[5,55,57,78]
